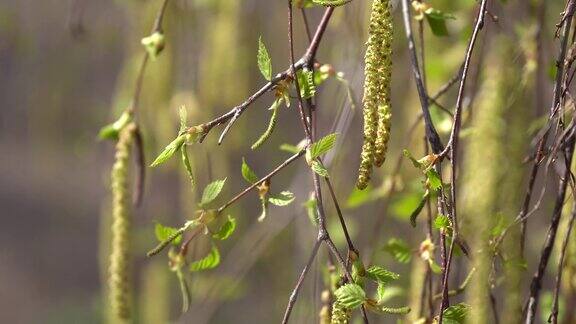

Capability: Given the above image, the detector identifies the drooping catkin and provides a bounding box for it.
[357,0,393,189]
[109,123,136,323]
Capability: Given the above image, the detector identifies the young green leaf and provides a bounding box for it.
[154,223,183,246]
[151,135,187,167]
[303,197,318,225]
[379,306,411,315]
[365,266,400,285]
[403,149,423,169]
[311,160,329,177]
[334,283,366,310]
[181,145,195,187]
[429,259,442,274]
[425,8,456,37]
[257,36,272,81]
[442,303,471,324]
[309,133,338,159]
[426,169,443,190]
[200,178,227,207]
[241,158,259,184]
[296,69,316,99]
[190,244,221,271]
[212,216,236,240]
[409,191,429,227]
[383,238,412,263]
[268,191,295,206]
[434,214,451,231]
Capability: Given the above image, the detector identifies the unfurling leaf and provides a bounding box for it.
[257,36,272,81]
[212,216,236,240]
[154,223,183,246]
[151,135,187,167]
[426,169,443,190]
[365,266,400,285]
[200,178,227,207]
[434,214,451,231]
[190,244,221,271]
[241,158,259,184]
[258,196,268,222]
[409,191,429,227]
[268,191,295,206]
[311,160,329,177]
[334,283,366,310]
[383,238,412,263]
[296,69,316,99]
[309,133,338,159]
[441,303,471,324]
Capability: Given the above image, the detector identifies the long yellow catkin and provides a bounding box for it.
[109,123,136,323]
[330,301,351,324]
[357,0,393,189]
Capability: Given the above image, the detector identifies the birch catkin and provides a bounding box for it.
[109,123,136,322]
[357,0,393,189]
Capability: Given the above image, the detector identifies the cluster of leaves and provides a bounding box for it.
[152,178,234,312]
[332,261,410,319]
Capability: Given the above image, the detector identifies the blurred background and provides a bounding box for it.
[0,0,569,323]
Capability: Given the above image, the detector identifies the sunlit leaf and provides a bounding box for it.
[268,191,295,206]
[200,178,227,207]
[190,244,221,271]
[257,36,272,81]
[383,238,412,264]
[241,158,259,184]
[212,216,236,240]
[334,283,366,310]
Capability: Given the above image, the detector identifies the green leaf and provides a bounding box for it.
[375,285,404,304]
[257,36,272,81]
[429,259,442,274]
[403,149,423,169]
[181,145,195,187]
[383,238,412,263]
[268,191,295,206]
[98,111,131,140]
[304,198,318,225]
[154,223,183,246]
[241,158,259,184]
[409,192,429,227]
[425,8,456,37]
[334,283,366,310]
[426,169,443,190]
[190,244,221,271]
[442,303,471,324]
[365,266,400,285]
[309,133,338,159]
[212,216,236,240]
[200,178,227,207]
[311,160,329,177]
[151,135,187,167]
[434,214,451,231]
[296,69,316,99]
[179,106,188,132]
